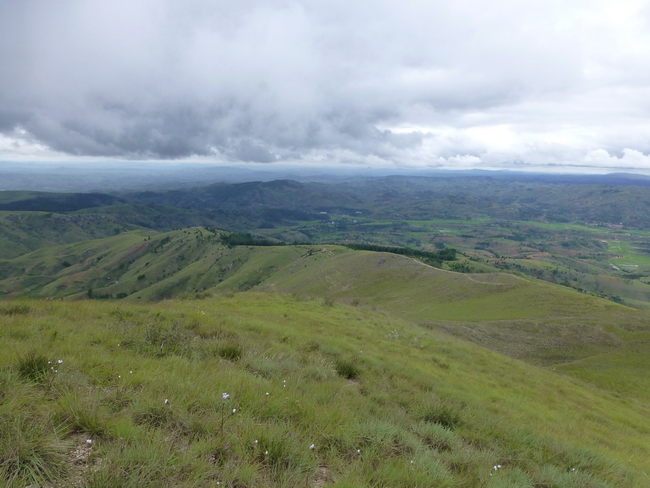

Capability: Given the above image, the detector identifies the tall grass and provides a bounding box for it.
[0,295,648,486]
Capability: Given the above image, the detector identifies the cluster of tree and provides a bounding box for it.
[344,243,456,266]
[220,232,279,248]
[0,192,121,212]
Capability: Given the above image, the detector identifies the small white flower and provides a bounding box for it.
[410,460,414,464]
[265,392,269,396]
[309,444,315,450]
[164,399,169,404]
[265,450,269,455]
[254,440,258,444]
[57,359,63,364]
[86,439,93,444]
[118,375,121,378]
[232,408,237,413]
[357,449,361,453]
[129,371,133,374]
[222,393,230,400]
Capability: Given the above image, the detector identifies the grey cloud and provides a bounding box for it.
[1,0,650,170]
[229,139,278,163]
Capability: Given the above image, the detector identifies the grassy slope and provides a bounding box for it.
[4,229,650,423]
[0,230,155,297]
[3,230,649,393]
[0,210,146,259]
[1,295,649,487]
[257,250,650,363]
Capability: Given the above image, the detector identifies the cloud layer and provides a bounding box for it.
[2,0,650,170]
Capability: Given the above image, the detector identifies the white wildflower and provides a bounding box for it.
[222,393,230,400]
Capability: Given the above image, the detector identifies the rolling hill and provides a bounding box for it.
[3,175,650,485]
[2,227,649,398]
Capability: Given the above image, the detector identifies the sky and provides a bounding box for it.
[2,0,650,173]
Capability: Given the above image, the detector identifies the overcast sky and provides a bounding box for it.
[2,0,650,172]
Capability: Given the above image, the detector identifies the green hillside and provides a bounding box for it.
[5,177,650,309]
[3,228,649,409]
[258,250,650,362]
[1,295,649,487]
[0,211,149,259]
[3,229,648,365]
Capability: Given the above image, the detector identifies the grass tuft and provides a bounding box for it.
[0,415,68,486]
[17,351,51,384]
[217,343,244,362]
[0,304,31,316]
[419,404,463,429]
[334,359,360,380]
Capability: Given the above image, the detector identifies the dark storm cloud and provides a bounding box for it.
[1,0,650,169]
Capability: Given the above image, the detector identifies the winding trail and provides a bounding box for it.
[407,257,529,285]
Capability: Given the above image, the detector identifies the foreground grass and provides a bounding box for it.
[1,295,649,487]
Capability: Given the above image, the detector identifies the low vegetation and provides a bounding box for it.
[1,294,649,487]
